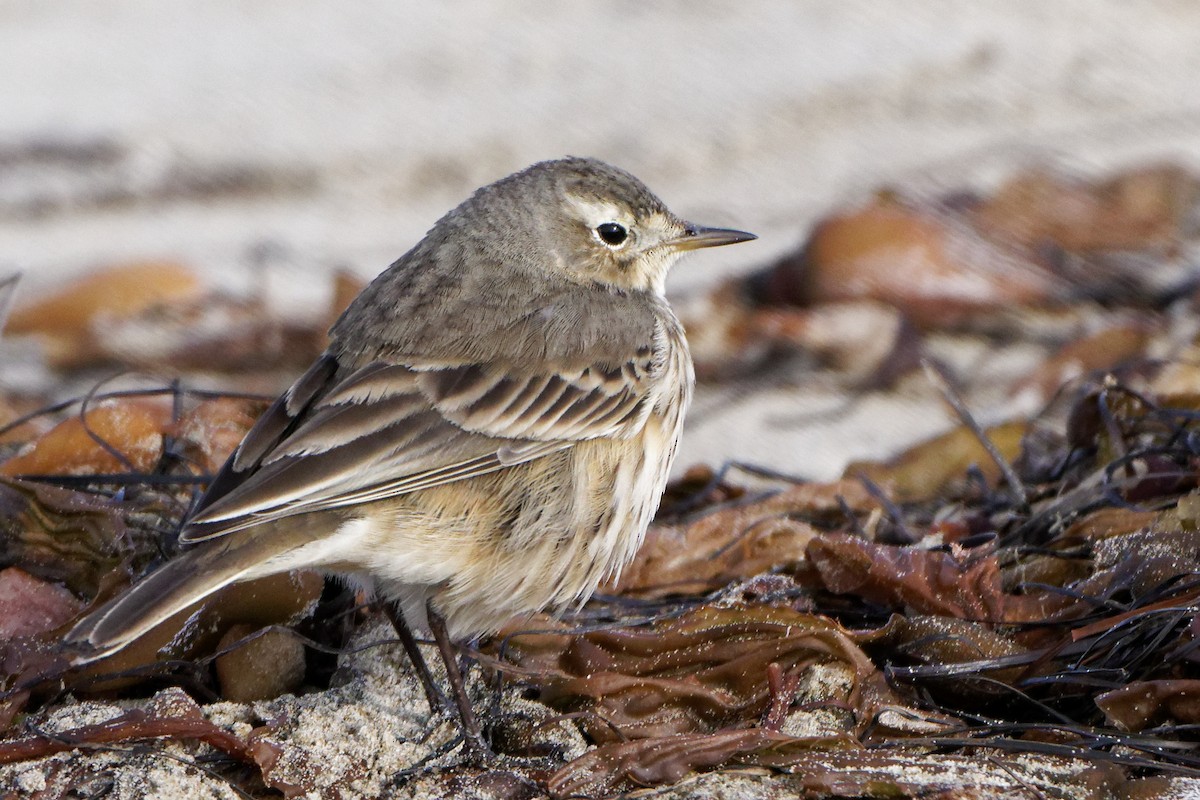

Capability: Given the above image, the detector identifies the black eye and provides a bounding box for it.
[595,222,628,246]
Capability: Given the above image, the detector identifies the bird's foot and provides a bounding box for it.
[461,732,500,767]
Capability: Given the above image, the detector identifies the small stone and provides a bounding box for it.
[215,624,307,703]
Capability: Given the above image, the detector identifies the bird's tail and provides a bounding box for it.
[65,540,268,665]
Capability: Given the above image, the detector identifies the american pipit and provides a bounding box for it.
[67,157,755,756]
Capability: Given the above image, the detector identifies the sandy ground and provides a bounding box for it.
[5,1,1200,473]
[7,5,1200,797]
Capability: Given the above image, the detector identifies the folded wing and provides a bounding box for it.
[180,342,659,543]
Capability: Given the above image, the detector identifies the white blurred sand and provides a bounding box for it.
[4,0,1200,477]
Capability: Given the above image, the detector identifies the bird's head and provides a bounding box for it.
[459,157,756,294]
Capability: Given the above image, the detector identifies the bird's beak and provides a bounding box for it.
[668,223,758,252]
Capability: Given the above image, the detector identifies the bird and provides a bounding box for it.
[65,157,756,758]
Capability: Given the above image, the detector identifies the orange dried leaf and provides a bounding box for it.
[974,165,1197,252]
[613,510,817,598]
[774,196,1057,327]
[847,419,1028,502]
[170,397,266,473]
[8,262,201,337]
[0,398,173,476]
[1013,323,1151,406]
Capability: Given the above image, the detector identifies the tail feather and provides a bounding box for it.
[65,543,262,664]
[67,512,357,665]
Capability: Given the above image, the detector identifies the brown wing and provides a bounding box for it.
[179,343,659,543]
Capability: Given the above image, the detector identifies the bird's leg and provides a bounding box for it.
[382,602,448,716]
[426,602,493,761]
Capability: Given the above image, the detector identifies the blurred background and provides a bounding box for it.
[5,0,1200,478]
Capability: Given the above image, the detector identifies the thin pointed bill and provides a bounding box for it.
[669,223,758,252]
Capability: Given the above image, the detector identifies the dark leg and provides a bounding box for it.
[426,602,493,761]
[383,602,448,716]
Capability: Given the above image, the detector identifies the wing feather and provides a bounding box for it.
[418,364,649,441]
[181,338,661,544]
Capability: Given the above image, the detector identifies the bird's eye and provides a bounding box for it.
[595,222,628,247]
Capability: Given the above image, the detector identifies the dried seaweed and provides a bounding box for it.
[16,370,1200,796]
[9,167,1200,798]
[508,366,1200,794]
[0,688,255,766]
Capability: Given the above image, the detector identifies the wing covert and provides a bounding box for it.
[180,342,661,543]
